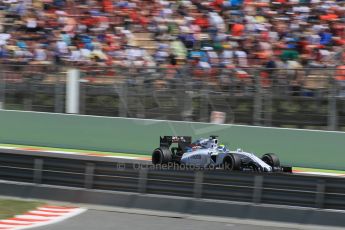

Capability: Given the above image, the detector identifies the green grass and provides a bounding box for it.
[0,199,45,220]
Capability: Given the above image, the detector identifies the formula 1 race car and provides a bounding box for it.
[152,135,291,172]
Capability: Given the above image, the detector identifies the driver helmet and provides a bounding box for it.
[218,144,226,151]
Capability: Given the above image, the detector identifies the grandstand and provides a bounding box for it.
[0,0,344,68]
[0,0,345,130]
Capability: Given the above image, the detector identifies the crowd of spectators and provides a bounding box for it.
[1,0,345,86]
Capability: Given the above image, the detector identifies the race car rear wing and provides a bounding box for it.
[160,136,192,150]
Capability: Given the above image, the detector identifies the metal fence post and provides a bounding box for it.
[66,69,80,114]
[193,171,204,199]
[252,175,263,204]
[84,163,95,189]
[315,180,325,209]
[328,75,338,130]
[138,168,148,194]
[33,159,43,184]
[253,70,262,125]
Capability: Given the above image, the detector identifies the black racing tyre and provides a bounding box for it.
[152,148,173,165]
[222,153,241,171]
[261,153,280,168]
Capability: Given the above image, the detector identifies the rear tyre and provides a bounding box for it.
[222,153,241,171]
[261,153,280,170]
[152,148,173,165]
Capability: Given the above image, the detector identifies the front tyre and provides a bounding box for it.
[152,148,173,165]
[261,153,280,171]
[222,153,241,171]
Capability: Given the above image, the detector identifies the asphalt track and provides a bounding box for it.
[33,210,295,230]
[32,209,340,230]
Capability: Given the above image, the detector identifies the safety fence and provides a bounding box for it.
[1,150,344,211]
[0,64,345,130]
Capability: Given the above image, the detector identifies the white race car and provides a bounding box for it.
[152,136,291,172]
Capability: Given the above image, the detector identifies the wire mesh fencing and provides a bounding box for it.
[0,64,344,131]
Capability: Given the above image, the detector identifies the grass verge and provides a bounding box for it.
[0,199,45,219]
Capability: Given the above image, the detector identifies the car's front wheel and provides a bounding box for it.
[222,153,241,171]
[261,153,280,171]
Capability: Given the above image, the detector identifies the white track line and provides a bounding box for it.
[44,150,79,155]
[37,208,71,213]
[14,215,51,221]
[104,156,140,159]
[0,146,17,149]
[293,171,345,177]
[0,220,32,225]
[26,211,62,216]
[0,223,19,228]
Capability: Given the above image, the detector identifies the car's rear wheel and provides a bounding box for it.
[261,153,280,170]
[222,153,241,171]
[152,148,173,165]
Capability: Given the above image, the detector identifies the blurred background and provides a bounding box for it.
[0,0,345,130]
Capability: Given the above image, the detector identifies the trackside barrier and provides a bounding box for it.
[2,181,345,227]
[0,110,345,170]
[0,111,345,170]
[0,151,345,211]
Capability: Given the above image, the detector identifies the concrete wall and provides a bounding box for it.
[0,110,344,170]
